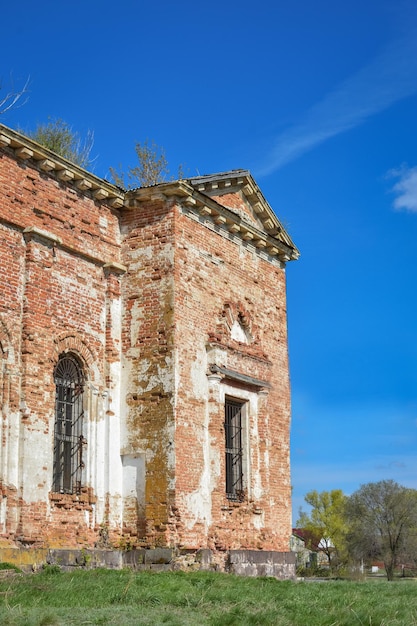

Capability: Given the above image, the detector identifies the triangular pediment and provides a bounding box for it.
[187,170,298,257]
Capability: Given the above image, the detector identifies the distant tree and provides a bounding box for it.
[26,118,94,169]
[110,139,170,189]
[0,76,30,115]
[346,480,417,581]
[297,489,348,572]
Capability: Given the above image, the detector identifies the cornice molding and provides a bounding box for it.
[0,124,124,209]
[127,181,299,262]
[0,125,299,263]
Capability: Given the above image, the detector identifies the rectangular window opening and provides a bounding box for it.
[224,398,245,501]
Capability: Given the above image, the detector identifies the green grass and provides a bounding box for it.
[0,569,417,625]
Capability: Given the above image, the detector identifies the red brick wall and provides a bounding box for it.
[119,194,292,552]
[120,199,176,544]
[169,203,292,552]
[0,149,120,546]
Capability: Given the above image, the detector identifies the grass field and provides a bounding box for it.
[0,568,417,626]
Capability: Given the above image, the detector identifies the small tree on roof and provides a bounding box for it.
[110,139,170,189]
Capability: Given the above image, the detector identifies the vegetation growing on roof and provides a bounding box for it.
[24,118,95,169]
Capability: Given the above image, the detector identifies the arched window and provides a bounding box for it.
[53,354,85,494]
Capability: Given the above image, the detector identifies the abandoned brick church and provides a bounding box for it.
[0,123,299,576]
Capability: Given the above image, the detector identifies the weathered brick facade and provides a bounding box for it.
[0,124,299,575]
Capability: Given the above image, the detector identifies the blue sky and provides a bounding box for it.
[2,0,417,519]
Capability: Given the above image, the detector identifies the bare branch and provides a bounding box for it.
[0,75,30,115]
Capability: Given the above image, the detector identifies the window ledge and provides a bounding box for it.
[209,364,271,390]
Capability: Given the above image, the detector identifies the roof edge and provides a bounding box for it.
[0,123,125,208]
[0,125,299,261]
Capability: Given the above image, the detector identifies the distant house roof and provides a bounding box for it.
[292,528,321,552]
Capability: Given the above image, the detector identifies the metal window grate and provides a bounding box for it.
[53,355,85,494]
[224,399,244,501]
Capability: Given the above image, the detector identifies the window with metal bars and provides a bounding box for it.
[53,354,85,494]
[224,398,245,501]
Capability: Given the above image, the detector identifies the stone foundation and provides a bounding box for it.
[0,547,296,579]
[228,550,296,579]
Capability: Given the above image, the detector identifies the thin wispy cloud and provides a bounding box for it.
[257,22,417,177]
[388,165,417,212]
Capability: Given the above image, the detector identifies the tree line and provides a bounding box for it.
[296,480,417,580]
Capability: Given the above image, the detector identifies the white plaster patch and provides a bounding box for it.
[100,306,106,332]
[3,410,20,489]
[22,425,52,503]
[0,497,6,531]
[252,509,265,530]
[230,319,248,343]
[249,396,263,500]
[142,358,174,395]
[184,486,211,530]
[130,299,143,347]
[145,446,156,466]
[122,454,145,514]
[166,421,176,491]
[263,448,271,496]
[183,404,217,531]
[6,345,15,365]
[190,346,208,401]
[89,407,107,497]
[252,473,263,501]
